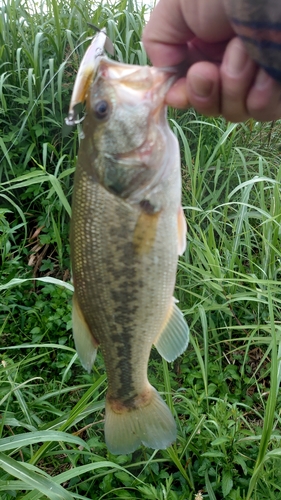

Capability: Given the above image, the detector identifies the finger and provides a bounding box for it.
[165,78,189,108]
[142,0,193,67]
[247,69,281,121]
[142,0,233,67]
[185,62,221,116]
[220,37,257,122]
[164,39,228,110]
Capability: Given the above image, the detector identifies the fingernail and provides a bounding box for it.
[190,73,213,98]
[254,69,271,90]
[225,41,248,76]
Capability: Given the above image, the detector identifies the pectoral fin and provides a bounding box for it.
[154,299,189,362]
[72,293,99,373]
[133,209,161,255]
[178,206,187,255]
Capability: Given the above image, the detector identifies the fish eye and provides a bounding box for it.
[94,100,109,120]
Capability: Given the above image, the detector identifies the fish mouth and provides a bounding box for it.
[98,58,176,117]
[66,50,179,127]
[65,26,183,128]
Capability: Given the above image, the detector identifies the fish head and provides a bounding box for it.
[83,58,177,201]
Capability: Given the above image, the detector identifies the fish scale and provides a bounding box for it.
[72,177,177,358]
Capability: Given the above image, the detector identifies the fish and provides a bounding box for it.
[67,31,189,455]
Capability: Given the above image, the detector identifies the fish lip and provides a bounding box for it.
[157,60,189,79]
[147,69,176,123]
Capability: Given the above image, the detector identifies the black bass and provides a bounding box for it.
[67,31,189,455]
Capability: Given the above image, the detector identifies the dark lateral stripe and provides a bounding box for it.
[230,17,281,31]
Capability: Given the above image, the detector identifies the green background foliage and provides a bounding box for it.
[1,0,281,498]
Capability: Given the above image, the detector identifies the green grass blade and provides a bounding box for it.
[29,374,107,465]
[246,288,279,499]
[0,277,74,292]
[0,430,88,452]
[0,452,73,500]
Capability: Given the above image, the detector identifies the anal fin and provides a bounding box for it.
[154,299,189,362]
[72,293,99,373]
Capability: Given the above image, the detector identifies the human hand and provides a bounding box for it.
[142,0,281,122]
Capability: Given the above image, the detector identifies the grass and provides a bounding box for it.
[1,0,281,498]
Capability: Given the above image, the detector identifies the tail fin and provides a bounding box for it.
[104,385,176,455]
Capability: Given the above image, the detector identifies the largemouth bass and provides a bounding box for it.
[67,32,189,455]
